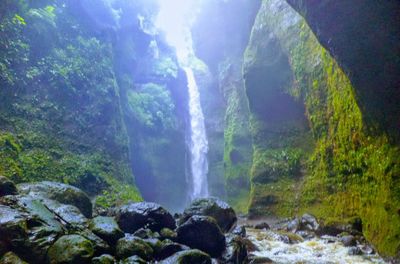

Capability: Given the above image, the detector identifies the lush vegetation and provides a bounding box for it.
[0,0,141,206]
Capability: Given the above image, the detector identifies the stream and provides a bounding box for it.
[245,220,387,264]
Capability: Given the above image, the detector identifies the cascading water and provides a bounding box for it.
[184,67,209,199]
[156,0,209,201]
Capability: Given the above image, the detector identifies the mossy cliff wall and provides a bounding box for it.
[244,0,400,256]
[0,0,142,206]
[191,0,261,211]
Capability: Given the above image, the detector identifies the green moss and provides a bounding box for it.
[245,0,400,256]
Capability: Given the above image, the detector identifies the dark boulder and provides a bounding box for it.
[17,181,92,218]
[115,234,153,260]
[254,222,270,230]
[340,235,357,247]
[0,176,17,197]
[179,198,237,232]
[299,214,319,231]
[47,234,94,264]
[221,234,248,264]
[156,240,190,260]
[177,215,226,258]
[160,249,211,264]
[89,216,124,245]
[114,202,176,233]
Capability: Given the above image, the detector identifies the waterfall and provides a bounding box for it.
[155,0,209,201]
[184,67,209,200]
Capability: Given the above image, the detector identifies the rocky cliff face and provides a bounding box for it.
[286,0,400,143]
[242,0,400,257]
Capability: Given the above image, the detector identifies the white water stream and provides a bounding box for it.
[156,0,209,201]
[247,228,387,264]
[184,67,209,200]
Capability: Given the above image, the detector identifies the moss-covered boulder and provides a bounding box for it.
[155,240,189,260]
[160,249,211,264]
[17,181,92,218]
[47,235,94,264]
[89,216,124,245]
[0,252,28,264]
[114,202,176,233]
[91,254,116,264]
[115,235,153,260]
[0,176,17,197]
[179,197,237,233]
[176,215,226,258]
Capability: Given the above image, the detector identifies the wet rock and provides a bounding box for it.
[89,216,124,245]
[143,238,163,254]
[115,234,153,260]
[300,213,319,231]
[133,228,160,239]
[0,252,28,264]
[231,225,246,237]
[160,249,211,264]
[296,230,315,239]
[79,229,111,255]
[286,218,300,232]
[254,222,270,230]
[91,254,116,264]
[340,235,357,247]
[160,228,177,241]
[114,202,176,233]
[177,215,226,258]
[360,244,375,255]
[119,255,147,264]
[348,246,363,256]
[0,176,17,197]
[18,181,92,218]
[0,196,64,262]
[52,204,89,226]
[156,240,190,260]
[47,234,94,264]
[275,231,304,244]
[221,234,248,264]
[0,205,28,249]
[179,197,237,232]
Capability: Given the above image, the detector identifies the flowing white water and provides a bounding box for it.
[247,228,387,264]
[184,67,209,200]
[156,0,209,201]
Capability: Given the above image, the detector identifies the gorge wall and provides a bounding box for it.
[1,0,399,258]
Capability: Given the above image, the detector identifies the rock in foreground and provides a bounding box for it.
[177,215,226,258]
[115,202,176,233]
[179,197,237,232]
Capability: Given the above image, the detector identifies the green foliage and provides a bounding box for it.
[128,83,176,131]
[95,183,143,208]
